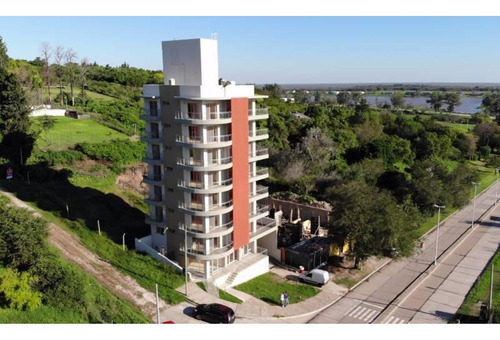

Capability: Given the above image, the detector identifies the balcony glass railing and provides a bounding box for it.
[178,178,232,190]
[175,111,232,120]
[179,220,233,234]
[176,135,232,144]
[249,148,268,157]
[177,156,232,167]
[178,199,233,212]
[249,168,269,177]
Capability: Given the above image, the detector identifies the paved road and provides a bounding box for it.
[308,181,500,324]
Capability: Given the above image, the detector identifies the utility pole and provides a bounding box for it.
[472,182,480,229]
[433,204,445,266]
[155,283,160,324]
[496,169,500,206]
[489,262,494,323]
[122,233,126,251]
[184,225,188,296]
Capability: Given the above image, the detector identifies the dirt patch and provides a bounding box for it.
[328,256,390,285]
[116,163,148,196]
[0,188,167,322]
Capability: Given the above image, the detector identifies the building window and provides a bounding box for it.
[149,100,158,116]
[156,227,164,234]
[165,145,172,150]
[166,167,173,171]
[168,208,175,213]
[167,188,174,192]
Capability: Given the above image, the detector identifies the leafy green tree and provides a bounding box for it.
[482,93,500,115]
[0,66,38,166]
[40,115,55,143]
[0,36,9,70]
[336,92,352,105]
[427,92,444,112]
[328,181,420,269]
[261,83,282,98]
[446,163,479,208]
[443,92,461,113]
[390,91,405,110]
[409,159,449,214]
[0,268,42,311]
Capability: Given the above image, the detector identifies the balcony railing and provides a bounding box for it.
[249,148,269,158]
[179,220,233,234]
[249,168,269,177]
[175,111,232,120]
[178,199,233,212]
[178,178,232,190]
[177,156,232,167]
[181,243,234,256]
[250,204,269,217]
[250,186,269,198]
[176,134,232,144]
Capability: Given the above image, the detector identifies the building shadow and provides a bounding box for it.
[0,165,148,248]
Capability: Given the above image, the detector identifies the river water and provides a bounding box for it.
[364,96,483,114]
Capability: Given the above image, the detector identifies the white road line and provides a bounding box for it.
[359,309,371,320]
[386,316,395,324]
[362,302,384,309]
[364,310,378,322]
[345,305,359,315]
[398,319,406,324]
[347,306,362,316]
[392,317,400,324]
[353,307,367,318]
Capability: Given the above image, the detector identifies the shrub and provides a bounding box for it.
[28,149,86,166]
[75,139,145,166]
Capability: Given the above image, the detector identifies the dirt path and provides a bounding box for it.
[0,188,169,322]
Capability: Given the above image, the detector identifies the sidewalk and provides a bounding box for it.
[159,265,349,324]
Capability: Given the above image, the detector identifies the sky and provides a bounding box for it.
[1,3,500,85]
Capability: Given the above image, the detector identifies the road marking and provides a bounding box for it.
[344,304,359,315]
[387,316,395,323]
[384,315,406,324]
[359,308,371,319]
[363,310,378,322]
[353,307,367,318]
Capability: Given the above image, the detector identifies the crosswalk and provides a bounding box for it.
[384,315,406,324]
[344,304,380,323]
[344,304,407,324]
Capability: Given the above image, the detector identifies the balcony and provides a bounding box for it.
[249,128,269,141]
[250,217,277,240]
[178,199,233,216]
[143,174,162,186]
[180,243,234,260]
[145,215,166,227]
[175,111,232,125]
[249,147,269,161]
[249,186,269,201]
[140,114,161,122]
[179,220,233,238]
[250,204,269,219]
[248,108,269,120]
[176,134,232,148]
[178,178,233,194]
[145,195,164,206]
[141,130,161,144]
[177,156,232,171]
[249,167,269,182]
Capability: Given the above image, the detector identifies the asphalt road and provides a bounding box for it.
[308,181,500,324]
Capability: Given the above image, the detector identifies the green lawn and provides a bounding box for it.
[437,121,475,133]
[196,282,243,304]
[43,87,115,102]
[234,272,319,306]
[32,116,129,149]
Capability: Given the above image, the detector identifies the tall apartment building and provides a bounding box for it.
[140,38,278,284]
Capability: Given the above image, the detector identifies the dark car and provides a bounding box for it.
[193,303,235,324]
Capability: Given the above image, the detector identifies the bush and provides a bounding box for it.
[28,149,86,166]
[75,139,145,166]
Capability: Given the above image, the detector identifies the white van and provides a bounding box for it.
[299,269,330,287]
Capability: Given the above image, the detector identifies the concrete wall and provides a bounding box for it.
[269,198,331,227]
[135,235,188,277]
[30,109,66,117]
[213,255,269,289]
[258,231,281,260]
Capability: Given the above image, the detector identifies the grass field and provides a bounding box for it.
[436,120,475,133]
[43,87,115,102]
[234,272,319,307]
[196,282,243,304]
[32,116,129,149]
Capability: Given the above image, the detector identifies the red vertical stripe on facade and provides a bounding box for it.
[231,98,249,250]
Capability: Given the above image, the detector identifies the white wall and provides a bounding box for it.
[162,38,219,87]
[30,109,66,117]
[143,85,160,98]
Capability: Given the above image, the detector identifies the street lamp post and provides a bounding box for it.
[472,182,480,229]
[433,204,445,266]
[184,226,188,297]
[496,169,500,206]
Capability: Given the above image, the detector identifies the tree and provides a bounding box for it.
[390,91,405,110]
[40,42,52,106]
[0,36,8,70]
[427,92,444,112]
[328,181,420,269]
[443,92,461,113]
[0,67,38,166]
[482,93,500,116]
[64,48,78,106]
[261,83,281,98]
[79,57,90,103]
[40,115,55,143]
[0,268,42,311]
[336,92,352,106]
[53,45,65,106]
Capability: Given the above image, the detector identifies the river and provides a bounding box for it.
[364,96,483,114]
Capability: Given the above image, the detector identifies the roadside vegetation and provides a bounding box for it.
[0,196,150,323]
[455,248,500,323]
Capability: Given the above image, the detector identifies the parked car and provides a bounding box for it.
[193,303,235,324]
[299,268,330,287]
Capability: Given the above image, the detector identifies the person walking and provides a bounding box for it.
[280,292,285,307]
[284,291,289,307]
